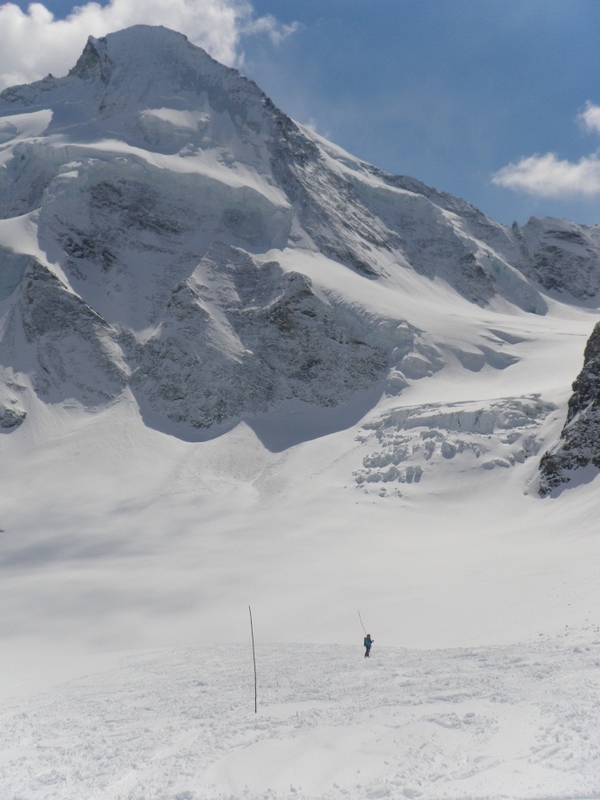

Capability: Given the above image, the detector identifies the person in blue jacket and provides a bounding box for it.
[364,634,374,657]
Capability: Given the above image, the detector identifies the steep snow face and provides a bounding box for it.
[0,27,272,172]
[36,156,292,331]
[311,137,548,313]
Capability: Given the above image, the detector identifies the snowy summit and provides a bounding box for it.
[1,25,600,800]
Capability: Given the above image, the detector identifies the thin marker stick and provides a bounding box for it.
[358,609,367,634]
[249,605,258,713]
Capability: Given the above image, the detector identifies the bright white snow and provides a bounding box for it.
[3,640,600,799]
[1,24,600,799]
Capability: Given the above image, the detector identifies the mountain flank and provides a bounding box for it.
[0,25,599,492]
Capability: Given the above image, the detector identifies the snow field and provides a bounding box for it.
[1,389,600,655]
[2,639,600,799]
[2,25,600,800]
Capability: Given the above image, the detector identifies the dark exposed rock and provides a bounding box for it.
[516,218,600,300]
[0,404,26,430]
[539,322,600,495]
[131,244,393,429]
[17,259,128,405]
[68,36,113,84]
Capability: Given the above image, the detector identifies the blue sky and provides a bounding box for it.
[2,0,600,226]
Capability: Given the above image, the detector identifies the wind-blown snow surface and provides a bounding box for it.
[4,640,600,799]
[2,24,600,799]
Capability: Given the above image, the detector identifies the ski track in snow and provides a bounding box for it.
[2,639,600,800]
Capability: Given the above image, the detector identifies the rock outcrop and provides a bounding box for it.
[539,322,600,495]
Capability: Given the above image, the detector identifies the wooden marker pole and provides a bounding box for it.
[248,605,257,713]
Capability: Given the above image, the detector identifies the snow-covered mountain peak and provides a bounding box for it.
[0,25,273,176]
[0,24,599,480]
[2,25,256,111]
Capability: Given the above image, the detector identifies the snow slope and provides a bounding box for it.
[1,24,600,799]
[3,640,600,800]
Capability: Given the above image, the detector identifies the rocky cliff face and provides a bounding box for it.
[539,323,600,495]
[514,217,600,300]
[130,242,391,429]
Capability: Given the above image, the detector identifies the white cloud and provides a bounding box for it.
[0,0,297,90]
[493,101,600,198]
[241,13,299,46]
[492,152,600,198]
[578,102,600,136]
